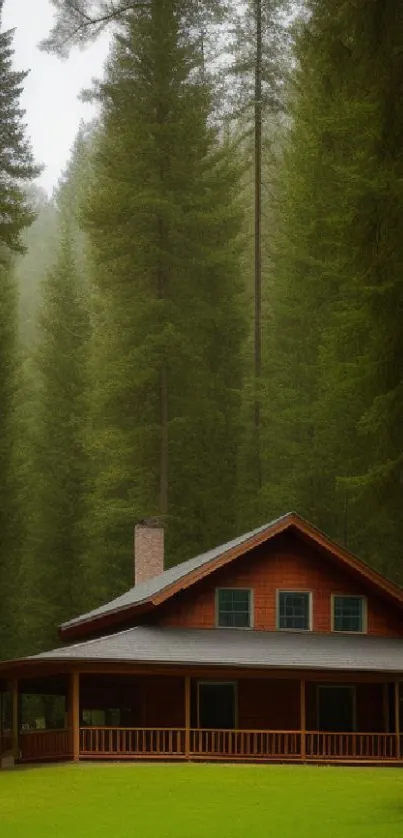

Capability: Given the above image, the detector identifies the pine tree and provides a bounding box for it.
[21,221,90,652]
[0,8,39,252]
[16,186,59,347]
[258,0,366,534]
[311,0,403,579]
[0,257,20,658]
[0,5,40,658]
[232,0,294,528]
[259,0,403,582]
[83,0,246,600]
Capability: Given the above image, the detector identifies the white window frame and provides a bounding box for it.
[197,680,238,729]
[331,594,367,634]
[276,589,313,632]
[317,684,357,732]
[215,588,254,629]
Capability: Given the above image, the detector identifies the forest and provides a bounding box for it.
[1,0,402,660]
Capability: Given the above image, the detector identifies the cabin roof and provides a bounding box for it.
[23,627,403,673]
[60,511,403,640]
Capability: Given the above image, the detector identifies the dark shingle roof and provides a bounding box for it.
[33,627,403,673]
[61,515,289,632]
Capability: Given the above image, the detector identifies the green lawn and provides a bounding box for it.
[0,763,402,838]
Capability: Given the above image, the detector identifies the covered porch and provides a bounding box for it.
[1,666,402,765]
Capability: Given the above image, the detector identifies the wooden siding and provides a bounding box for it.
[143,676,184,728]
[238,678,300,730]
[155,533,403,636]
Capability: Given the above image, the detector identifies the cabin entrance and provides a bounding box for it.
[197,682,236,729]
[318,685,355,732]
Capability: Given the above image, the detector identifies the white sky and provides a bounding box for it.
[3,0,111,195]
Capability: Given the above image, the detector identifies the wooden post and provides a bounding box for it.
[300,679,306,761]
[11,680,19,760]
[69,671,80,762]
[394,680,400,760]
[184,676,191,760]
[382,683,390,733]
[140,677,146,727]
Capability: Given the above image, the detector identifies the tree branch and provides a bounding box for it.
[40,1,148,57]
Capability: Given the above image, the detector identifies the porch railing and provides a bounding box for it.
[80,727,186,758]
[9,727,401,763]
[190,729,301,759]
[79,727,401,762]
[19,729,71,762]
[306,732,398,761]
[79,727,301,760]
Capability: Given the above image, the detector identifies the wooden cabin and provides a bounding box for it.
[1,512,403,766]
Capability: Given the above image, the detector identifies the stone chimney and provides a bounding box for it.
[134,520,165,586]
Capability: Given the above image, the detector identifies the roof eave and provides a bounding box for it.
[59,600,154,641]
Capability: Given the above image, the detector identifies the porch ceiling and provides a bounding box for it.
[12,627,403,674]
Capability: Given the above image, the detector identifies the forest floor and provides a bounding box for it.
[0,762,402,837]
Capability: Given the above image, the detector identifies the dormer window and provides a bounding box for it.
[332,595,366,633]
[216,589,252,628]
[277,591,312,631]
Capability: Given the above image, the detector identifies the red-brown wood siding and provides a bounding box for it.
[143,676,184,728]
[155,533,403,636]
[356,683,384,732]
[238,678,300,730]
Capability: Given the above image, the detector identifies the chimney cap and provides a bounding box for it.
[135,517,164,529]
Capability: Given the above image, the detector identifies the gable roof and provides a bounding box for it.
[11,627,403,675]
[60,512,403,640]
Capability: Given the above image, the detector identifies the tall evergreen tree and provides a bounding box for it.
[258,0,370,533]
[21,221,90,652]
[0,4,40,657]
[232,0,294,528]
[83,0,246,600]
[311,0,403,579]
[260,0,403,581]
[17,129,95,652]
[16,186,59,347]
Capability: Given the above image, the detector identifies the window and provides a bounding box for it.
[216,589,252,628]
[278,591,311,630]
[333,596,365,633]
[81,709,106,726]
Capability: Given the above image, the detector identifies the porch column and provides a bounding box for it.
[184,675,191,759]
[300,679,306,760]
[69,671,80,762]
[11,679,19,760]
[382,683,389,732]
[394,680,400,760]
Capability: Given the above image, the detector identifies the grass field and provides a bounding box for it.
[0,763,402,838]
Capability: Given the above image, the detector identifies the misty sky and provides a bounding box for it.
[4,0,111,194]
